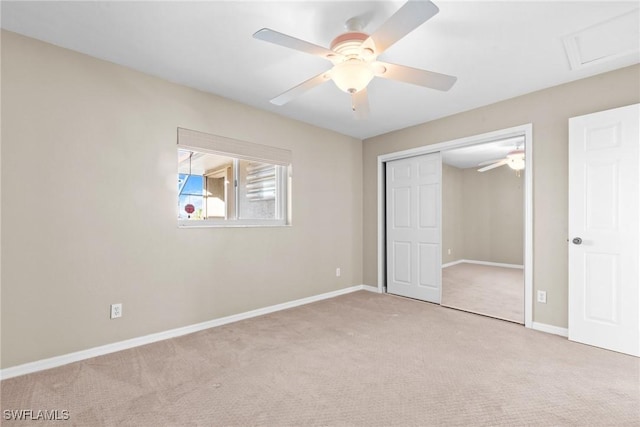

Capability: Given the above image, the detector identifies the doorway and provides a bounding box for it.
[377,124,533,328]
[440,138,525,323]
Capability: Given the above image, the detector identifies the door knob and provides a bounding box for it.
[572,237,583,245]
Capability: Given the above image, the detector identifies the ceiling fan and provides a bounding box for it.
[253,0,457,118]
[477,150,526,175]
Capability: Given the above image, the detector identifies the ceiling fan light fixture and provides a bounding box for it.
[331,59,374,94]
[253,0,456,114]
[506,151,525,170]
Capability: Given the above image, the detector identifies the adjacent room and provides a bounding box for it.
[1,1,639,425]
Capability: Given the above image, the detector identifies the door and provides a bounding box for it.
[386,153,441,303]
[568,103,639,356]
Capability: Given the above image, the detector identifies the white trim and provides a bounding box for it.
[178,220,288,228]
[442,260,465,268]
[377,124,534,328]
[523,124,533,328]
[442,259,524,269]
[362,284,383,293]
[0,285,366,380]
[532,322,569,337]
[377,157,385,294]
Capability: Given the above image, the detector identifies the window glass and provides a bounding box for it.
[177,149,288,226]
[178,174,204,220]
[238,160,278,220]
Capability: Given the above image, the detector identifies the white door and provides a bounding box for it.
[568,103,639,357]
[386,153,441,303]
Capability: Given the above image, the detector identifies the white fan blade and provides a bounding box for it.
[477,159,508,172]
[478,158,504,166]
[270,71,332,106]
[351,89,370,120]
[374,61,457,91]
[365,0,439,55]
[253,28,340,61]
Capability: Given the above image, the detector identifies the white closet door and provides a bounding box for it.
[568,103,639,356]
[386,153,441,303]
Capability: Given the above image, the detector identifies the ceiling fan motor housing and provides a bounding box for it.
[330,32,375,59]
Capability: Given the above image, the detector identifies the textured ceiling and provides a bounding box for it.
[2,1,639,141]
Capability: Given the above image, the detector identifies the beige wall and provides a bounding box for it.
[442,164,524,265]
[442,164,463,264]
[364,64,640,329]
[461,166,524,265]
[0,31,363,368]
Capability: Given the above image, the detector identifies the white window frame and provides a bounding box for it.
[177,128,292,228]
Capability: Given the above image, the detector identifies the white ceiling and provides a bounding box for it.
[1,1,639,141]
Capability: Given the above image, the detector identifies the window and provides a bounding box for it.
[177,128,291,227]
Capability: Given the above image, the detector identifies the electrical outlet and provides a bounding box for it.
[447,248,452,255]
[110,303,122,319]
[537,291,547,304]
[336,267,341,277]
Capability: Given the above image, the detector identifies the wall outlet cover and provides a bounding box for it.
[536,291,547,304]
[110,303,122,319]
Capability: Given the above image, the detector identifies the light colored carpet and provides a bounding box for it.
[442,263,524,324]
[2,291,638,426]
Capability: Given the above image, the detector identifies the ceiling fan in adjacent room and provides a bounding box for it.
[477,150,526,176]
[252,0,457,118]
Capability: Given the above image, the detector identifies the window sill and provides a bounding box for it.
[178,220,290,228]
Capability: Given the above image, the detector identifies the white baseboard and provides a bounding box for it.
[442,259,465,268]
[442,259,524,269]
[532,322,569,337]
[361,285,382,293]
[0,285,368,380]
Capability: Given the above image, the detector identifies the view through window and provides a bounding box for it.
[177,127,292,227]
[177,149,288,225]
